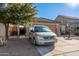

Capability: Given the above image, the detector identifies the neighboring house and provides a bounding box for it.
[55,15,79,35]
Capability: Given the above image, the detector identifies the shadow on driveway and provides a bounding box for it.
[0,38,40,56]
[34,45,55,56]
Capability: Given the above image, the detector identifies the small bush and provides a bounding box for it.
[74,31,79,36]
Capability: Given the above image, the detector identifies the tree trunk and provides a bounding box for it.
[25,24,27,37]
[5,23,9,40]
[17,24,19,40]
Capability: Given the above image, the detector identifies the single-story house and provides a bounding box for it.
[9,17,60,36]
[26,17,60,35]
[2,15,79,37]
[55,15,79,35]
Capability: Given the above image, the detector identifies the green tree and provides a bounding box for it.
[0,3,37,40]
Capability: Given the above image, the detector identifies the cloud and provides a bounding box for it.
[65,3,79,9]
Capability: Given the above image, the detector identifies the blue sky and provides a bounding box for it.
[36,3,79,20]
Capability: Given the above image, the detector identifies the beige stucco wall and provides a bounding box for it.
[0,23,5,37]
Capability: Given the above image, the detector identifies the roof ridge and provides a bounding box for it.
[58,15,79,20]
[36,17,54,21]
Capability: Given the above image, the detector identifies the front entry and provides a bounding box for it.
[19,25,26,35]
[9,24,26,36]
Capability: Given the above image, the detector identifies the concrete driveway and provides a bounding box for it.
[0,36,40,56]
[1,36,79,56]
[44,37,79,56]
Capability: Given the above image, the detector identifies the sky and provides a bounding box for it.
[36,3,79,20]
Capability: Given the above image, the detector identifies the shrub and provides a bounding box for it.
[74,31,79,36]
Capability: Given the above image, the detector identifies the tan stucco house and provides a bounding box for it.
[9,17,60,36]
[55,15,79,35]
[27,17,60,35]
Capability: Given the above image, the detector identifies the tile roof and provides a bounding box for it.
[57,15,79,20]
[33,17,60,23]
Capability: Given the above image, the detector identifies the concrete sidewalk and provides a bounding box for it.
[44,37,79,56]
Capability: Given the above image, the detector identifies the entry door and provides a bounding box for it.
[19,25,26,35]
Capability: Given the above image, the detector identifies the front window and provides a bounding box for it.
[34,26,52,32]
